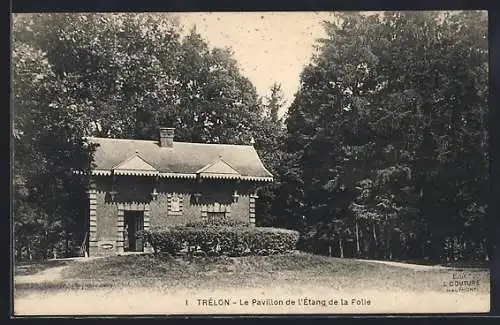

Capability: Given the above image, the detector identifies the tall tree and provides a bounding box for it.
[175,27,264,144]
[254,83,288,227]
[12,35,95,260]
[264,82,286,124]
[284,11,488,261]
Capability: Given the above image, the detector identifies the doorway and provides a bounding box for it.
[124,210,144,252]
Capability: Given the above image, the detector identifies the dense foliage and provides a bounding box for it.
[12,13,272,260]
[139,226,300,257]
[269,11,490,262]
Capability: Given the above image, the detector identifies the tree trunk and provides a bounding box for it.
[372,222,378,257]
[66,237,70,258]
[22,238,28,261]
[362,226,369,255]
[386,235,391,260]
[431,233,445,262]
[481,241,489,261]
[355,220,360,255]
[338,237,344,258]
[385,215,391,260]
[454,236,459,261]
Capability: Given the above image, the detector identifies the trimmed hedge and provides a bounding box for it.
[138,226,300,257]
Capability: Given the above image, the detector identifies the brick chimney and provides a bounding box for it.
[159,127,175,148]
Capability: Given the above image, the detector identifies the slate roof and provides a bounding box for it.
[86,137,273,182]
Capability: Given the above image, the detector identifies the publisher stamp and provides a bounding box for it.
[442,271,483,293]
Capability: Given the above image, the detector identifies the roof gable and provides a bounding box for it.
[196,157,241,179]
[196,157,240,175]
[112,154,158,176]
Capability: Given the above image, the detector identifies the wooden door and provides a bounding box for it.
[135,212,144,252]
[125,211,144,252]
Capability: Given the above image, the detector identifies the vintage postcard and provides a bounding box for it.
[12,11,490,315]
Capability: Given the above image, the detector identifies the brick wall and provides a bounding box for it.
[89,176,257,256]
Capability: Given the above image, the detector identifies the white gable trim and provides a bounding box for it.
[196,157,241,175]
[112,154,158,172]
[240,176,274,182]
[91,170,112,176]
[199,173,241,180]
[158,172,197,179]
[114,170,159,176]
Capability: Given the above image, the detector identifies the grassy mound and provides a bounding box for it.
[15,252,490,294]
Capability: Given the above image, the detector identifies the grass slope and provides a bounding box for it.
[14,252,490,294]
[15,259,70,276]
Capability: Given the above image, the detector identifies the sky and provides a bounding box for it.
[176,12,340,115]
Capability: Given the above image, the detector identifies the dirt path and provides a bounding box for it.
[354,259,453,271]
[15,265,69,284]
[14,257,101,285]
